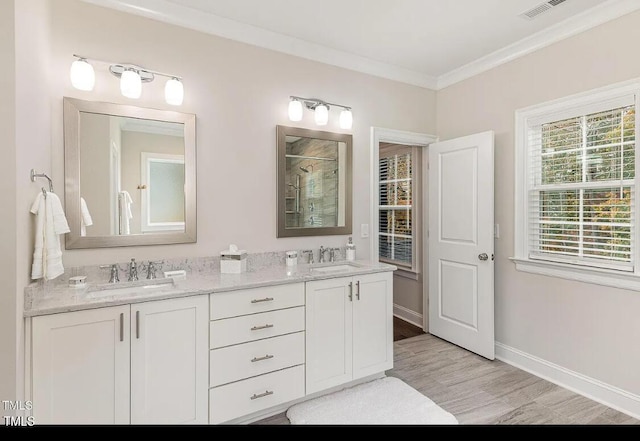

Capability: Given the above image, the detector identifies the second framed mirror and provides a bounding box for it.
[277,125,352,237]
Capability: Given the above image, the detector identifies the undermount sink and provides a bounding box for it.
[310,263,358,273]
[88,279,176,298]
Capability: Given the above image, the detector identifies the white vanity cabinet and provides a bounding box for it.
[208,283,306,424]
[305,272,393,394]
[30,295,208,425]
[31,305,131,424]
[130,296,209,424]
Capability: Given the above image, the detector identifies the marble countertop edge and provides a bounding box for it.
[24,261,396,318]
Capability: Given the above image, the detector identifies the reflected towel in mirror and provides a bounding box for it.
[80,197,93,237]
[118,190,133,235]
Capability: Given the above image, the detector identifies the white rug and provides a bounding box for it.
[286,377,458,425]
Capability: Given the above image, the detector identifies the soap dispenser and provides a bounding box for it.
[346,237,356,261]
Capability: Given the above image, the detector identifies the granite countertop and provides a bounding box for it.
[24,260,396,317]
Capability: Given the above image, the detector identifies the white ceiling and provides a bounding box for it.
[83,0,640,89]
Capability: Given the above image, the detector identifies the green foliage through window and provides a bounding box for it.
[531,106,635,264]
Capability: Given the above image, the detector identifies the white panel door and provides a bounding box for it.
[305,276,353,394]
[429,131,495,359]
[131,296,208,424]
[352,272,393,379]
[31,306,130,424]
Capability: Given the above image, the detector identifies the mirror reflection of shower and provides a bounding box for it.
[288,174,301,215]
[299,163,314,173]
[284,134,344,229]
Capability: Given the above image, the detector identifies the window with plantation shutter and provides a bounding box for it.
[378,145,419,269]
[515,82,640,286]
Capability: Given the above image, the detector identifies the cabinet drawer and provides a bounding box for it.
[209,307,304,349]
[209,365,305,424]
[210,332,304,387]
[210,283,304,320]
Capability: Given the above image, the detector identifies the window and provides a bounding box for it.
[378,145,420,270]
[515,81,640,286]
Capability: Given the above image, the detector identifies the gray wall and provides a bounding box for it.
[47,0,437,268]
[0,0,17,407]
[8,0,54,406]
[437,10,640,395]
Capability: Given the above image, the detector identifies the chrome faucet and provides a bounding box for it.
[127,258,139,282]
[329,248,339,262]
[100,264,120,284]
[145,261,162,280]
[302,250,314,264]
[319,246,327,263]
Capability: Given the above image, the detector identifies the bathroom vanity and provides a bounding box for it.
[24,259,394,424]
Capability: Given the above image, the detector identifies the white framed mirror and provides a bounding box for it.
[63,97,196,249]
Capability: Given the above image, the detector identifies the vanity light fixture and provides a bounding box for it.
[69,54,184,106]
[288,96,353,129]
[69,58,95,91]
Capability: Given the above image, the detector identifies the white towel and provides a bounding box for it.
[30,192,70,280]
[80,197,93,237]
[119,190,133,235]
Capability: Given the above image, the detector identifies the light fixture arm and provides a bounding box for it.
[73,54,182,81]
[290,95,350,112]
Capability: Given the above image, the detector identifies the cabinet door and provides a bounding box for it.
[131,296,208,424]
[305,276,353,394]
[352,272,394,379]
[31,306,130,424]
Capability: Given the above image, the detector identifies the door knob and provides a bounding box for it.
[478,253,489,261]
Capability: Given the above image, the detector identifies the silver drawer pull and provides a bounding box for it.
[251,324,274,331]
[251,297,274,304]
[250,390,274,400]
[251,354,274,363]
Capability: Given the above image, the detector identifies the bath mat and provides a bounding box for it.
[286,376,458,425]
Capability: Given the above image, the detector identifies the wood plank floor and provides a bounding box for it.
[393,316,425,342]
[255,334,639,425]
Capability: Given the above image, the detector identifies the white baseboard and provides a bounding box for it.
[393,304,423,329]
[495,342,640,420]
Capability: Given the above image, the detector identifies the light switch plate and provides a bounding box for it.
[361,223,369,238]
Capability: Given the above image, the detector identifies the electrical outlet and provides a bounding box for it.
[361,223,369,238]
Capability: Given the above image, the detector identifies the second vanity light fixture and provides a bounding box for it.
[70,54,184,106]
[288,96,353,129]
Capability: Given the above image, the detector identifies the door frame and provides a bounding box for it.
[369,127,438,330]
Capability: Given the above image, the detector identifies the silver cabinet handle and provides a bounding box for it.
[251,297,274,304]
[478,253,489,261]
[251,354,274,363]
[250,390,274,400]
[348,282,353,302]
[356,280,360,300]
[136,310,140,339]
[251,324,274,331]
[119,313,124,342]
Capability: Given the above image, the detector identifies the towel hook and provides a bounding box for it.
[30,169,54,193]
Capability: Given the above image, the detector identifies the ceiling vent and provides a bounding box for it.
[519,0,568,20]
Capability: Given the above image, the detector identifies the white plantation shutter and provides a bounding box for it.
[527,97,636,271]
[379,146,416,267]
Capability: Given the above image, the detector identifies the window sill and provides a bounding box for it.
[510,257,640,291]
[392,267,420,281]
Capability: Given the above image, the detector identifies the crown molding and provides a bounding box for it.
[436,0,640,90]
[82,0,640,92]
[80,0,438,89]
